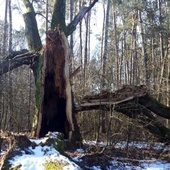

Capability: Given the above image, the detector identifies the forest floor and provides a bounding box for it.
[0,133,170,169]
[66,140,170,169]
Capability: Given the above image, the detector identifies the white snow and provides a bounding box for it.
[83,140,169,151]
[9,138,81,170]
[8,138,170,170]
[141,161,170,170]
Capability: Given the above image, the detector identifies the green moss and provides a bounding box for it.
[1,163,11,170]
[35,51,44,108]
[31,50,44,136]
[10,164,22,170]
[44,134,65,154]
[44,160,68,170]
[22,0,34,13]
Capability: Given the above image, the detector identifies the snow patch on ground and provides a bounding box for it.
[8,138,170,170]
[83,140,169,150]
[10,138,81,170]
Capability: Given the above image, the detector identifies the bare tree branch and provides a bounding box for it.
[4,49,29,60]
[0,51,39,75]
[66,0,98,36]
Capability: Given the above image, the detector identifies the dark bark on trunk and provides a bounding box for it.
[66,0,98,36]
[0,0,98,143]
[138,94,170,120]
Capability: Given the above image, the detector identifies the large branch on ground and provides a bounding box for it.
[75,85,148,111]
[75,85,170,142]
[76,85,170,119]
[66,0,98,36]
[138,94,170,119]
[114,101,170,142]
[0,52,39,75]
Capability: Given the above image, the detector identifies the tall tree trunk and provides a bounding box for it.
[100,3,105,68]
[8,0,13,132]
[69,0,74,70]
[45,0,49,32]
[113,11,119,88]
[102,0,110,80]
[37,28,74,139]
[131,12,138,85]
[70,0,74,51]
[138,9,149,85]
[83,11,89,87]
[2,0,8,55]
[8,0,12,51]
[101,0,111,133]
[0,0,9,131]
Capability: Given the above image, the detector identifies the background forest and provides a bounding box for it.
[0,0,170,144]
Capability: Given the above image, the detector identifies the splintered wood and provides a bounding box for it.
[79,85,148,106]
[45,28,67,98]
[38,27,74,139]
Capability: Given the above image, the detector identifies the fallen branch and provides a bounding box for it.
[138,94,170,119]
[75,85,170,142]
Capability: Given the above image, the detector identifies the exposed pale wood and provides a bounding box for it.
[79,85,147,104]
[36,28,74,140]
[76,85,170,120]
[76,96,134,111]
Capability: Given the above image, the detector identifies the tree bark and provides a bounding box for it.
[0,51,38,75]
[0,0,98,142]
[66,0,98,36]
[138,94,170,120]
[23,0,98,141]
[35,28,74,139]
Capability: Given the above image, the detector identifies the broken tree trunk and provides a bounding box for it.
[0,0,98,142]
[33,28,75,140]
[75,85,170,142]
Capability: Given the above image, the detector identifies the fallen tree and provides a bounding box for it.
[75,85,170,142]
